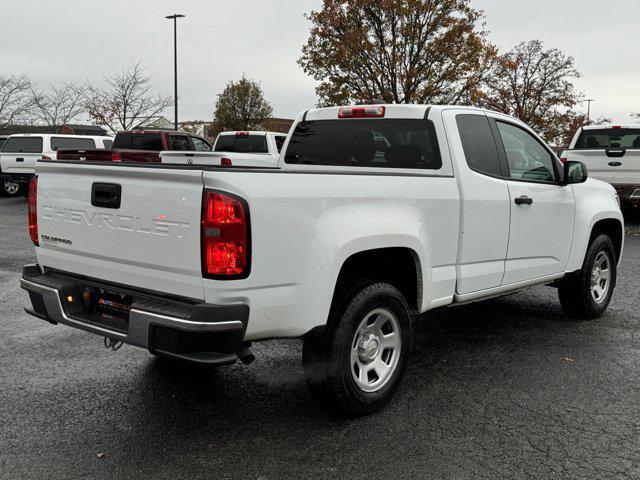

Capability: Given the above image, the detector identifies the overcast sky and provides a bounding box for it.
[2,0,638,123]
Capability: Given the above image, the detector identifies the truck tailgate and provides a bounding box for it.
[56,149,113,162]
[566,149,640,185]
[35,161,205,300]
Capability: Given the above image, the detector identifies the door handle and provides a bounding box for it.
[91,183,122,209]
[16,157,24,162]
[608,161,622,167]
[515,195,533,206]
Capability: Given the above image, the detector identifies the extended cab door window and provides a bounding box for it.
[496,122,557,182]
[274,135,286,153]
[456,115,503,177]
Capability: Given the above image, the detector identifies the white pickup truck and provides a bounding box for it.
[21,104,624,415]
[564,124,640,206]
[160,131,286,167]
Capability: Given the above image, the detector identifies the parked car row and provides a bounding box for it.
[0,134,113,196]
[19,103,624,415]
[0,129,288,196]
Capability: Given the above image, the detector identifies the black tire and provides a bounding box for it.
[558,234,617,319]
[303,282,412,416]
[2,180,23,197]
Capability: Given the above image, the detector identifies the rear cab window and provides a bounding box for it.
[574,128,640,149]
[51,137,96,151]
[102,140,113,149]
[113,132,163,150]
[284,119,442,170]
[214,134,268,153]
[1,137,43,153]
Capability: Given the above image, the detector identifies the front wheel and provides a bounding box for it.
[303,282,412,416]
[2,180,22,197]
[559,234,617,319]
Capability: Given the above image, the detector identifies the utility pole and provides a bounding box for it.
[165,14,186,130]
[584,98,595,124]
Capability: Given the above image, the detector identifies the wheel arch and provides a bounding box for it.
[329,246,424,314]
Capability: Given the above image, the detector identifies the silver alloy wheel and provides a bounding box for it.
[350,307,401,393]
[3,181,19,196]
[590,250,611,304]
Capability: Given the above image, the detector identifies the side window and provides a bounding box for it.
[131,133,162,151]
[496,122,556,182]
[0,137,43,153]
[456,114,502,177]
[191,136,211,151]
[51,137,96,151]
[169,135,192,151]
[274,135,286,153]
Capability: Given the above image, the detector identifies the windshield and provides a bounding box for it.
[574,128,640,149]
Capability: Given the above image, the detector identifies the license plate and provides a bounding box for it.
[95,288,132,332]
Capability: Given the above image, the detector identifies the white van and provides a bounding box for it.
[0,134,113,196]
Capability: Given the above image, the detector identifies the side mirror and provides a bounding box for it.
[563,160,588,184]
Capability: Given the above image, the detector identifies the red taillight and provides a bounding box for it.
[612,126,622,129]
[201,191,249,278]
[221,157,232,167]
[112,152,122,162]
[41,155,52,160]
[28,177,38,246]
[338,105,385,118]
[560,157,567,164]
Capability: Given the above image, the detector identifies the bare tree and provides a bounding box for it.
[84,62,173,134]
[30,82,85,128]
[476,40,582,144]
[0,75,35,129]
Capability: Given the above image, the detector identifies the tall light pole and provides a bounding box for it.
[584,98,595,124]
[166,13,185,130]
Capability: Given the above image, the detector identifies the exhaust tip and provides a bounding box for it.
[237,342,255,365]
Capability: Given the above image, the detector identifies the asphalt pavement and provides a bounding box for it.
[1,195,640,480]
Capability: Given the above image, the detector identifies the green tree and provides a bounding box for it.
[299,0,496,107]
[213,76,273,131]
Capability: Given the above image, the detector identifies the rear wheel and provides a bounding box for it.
[2,180,22,197]
[303,282,412,416]
[559,234,617,318]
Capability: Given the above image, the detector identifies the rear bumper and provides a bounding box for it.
[1,172,33,184]
[20,265,249,365]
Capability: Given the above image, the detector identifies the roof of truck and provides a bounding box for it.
[217,131,284,136]
[580,124,640,130]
